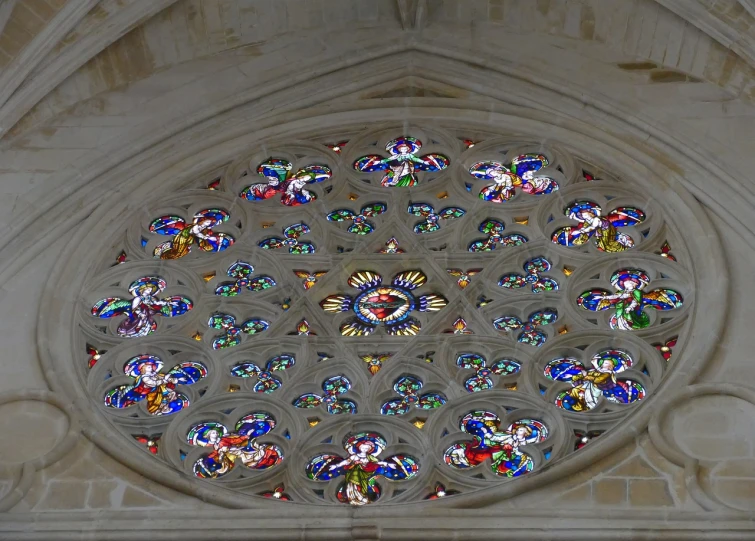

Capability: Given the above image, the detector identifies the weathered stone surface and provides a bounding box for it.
[0,1,753,538]
[629,479,675,507]
[594,478,628,506]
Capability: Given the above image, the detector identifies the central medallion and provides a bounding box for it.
[355,286,414,323]
[320,270,447,336]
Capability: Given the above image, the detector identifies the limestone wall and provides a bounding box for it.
[0,1,754,539]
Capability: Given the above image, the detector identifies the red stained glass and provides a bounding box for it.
[653,337,677,361]
[134,434,160,454]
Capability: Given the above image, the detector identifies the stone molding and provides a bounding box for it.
[0,390,80,513]
[0,508,753,540]
[0,48,750,287]
[0,0,181,141]
[36,110,726,516]
[649,383,755,512]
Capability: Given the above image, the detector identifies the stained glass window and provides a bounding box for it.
[77,127,692,506]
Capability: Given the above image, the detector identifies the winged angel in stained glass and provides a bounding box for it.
[444,411,547,477]
[446,268,482,289]
[104,354,206,416]
[92,276,192,338]
[552,201,645,252]
[354,137,449,187]
[319,270,448,336]
[306,432,419,505]
[187,413,283,479]
[149,209,234,260]
[241,158,332,206]
[578,269,683,330]
[544,349,645,412]
[469,154,558,203]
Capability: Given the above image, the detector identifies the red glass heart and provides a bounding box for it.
[361,293,405,320]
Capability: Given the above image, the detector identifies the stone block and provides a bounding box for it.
[550,483,592,506]
[0,401,68,465]
[713,458,755,478]
[593,478,627,506]
[86,481,120,509]
[35,481,88,510]
[713,479,755,510]
[120,486,166,508]
[608,456,659,477]
[628,479,675,507]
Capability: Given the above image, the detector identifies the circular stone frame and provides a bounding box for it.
[37,109,726,509]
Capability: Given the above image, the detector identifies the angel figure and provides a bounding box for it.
[306,432,419,505]
[92,276,193,338]
[552,200,645,253]
[354,136,449,187]
[187,413,283,479]
[360,353,393,375]
[577,269,683,330]
[443,410,547,477]
[149,208,234,260]
[469,154,558,203]
[240,158,332,206]
[544,349,645,412]
[104,355,207,416]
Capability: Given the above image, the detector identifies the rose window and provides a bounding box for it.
[59,125,700,507]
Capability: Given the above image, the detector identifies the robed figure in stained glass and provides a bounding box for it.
[306,432,419,505]
[187,413,283,479]
[469,154,558,203]
[92,276,192,338]
[354,137,449,187]
[240,158,332,206]
[149,209,234,260]
[444,411,547,477]
[544,350,645,412]
[578,269,683,330]
[552,201,645,253]
[105,355,206,416]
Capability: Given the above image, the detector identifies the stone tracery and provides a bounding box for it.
[66,125,698,506]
